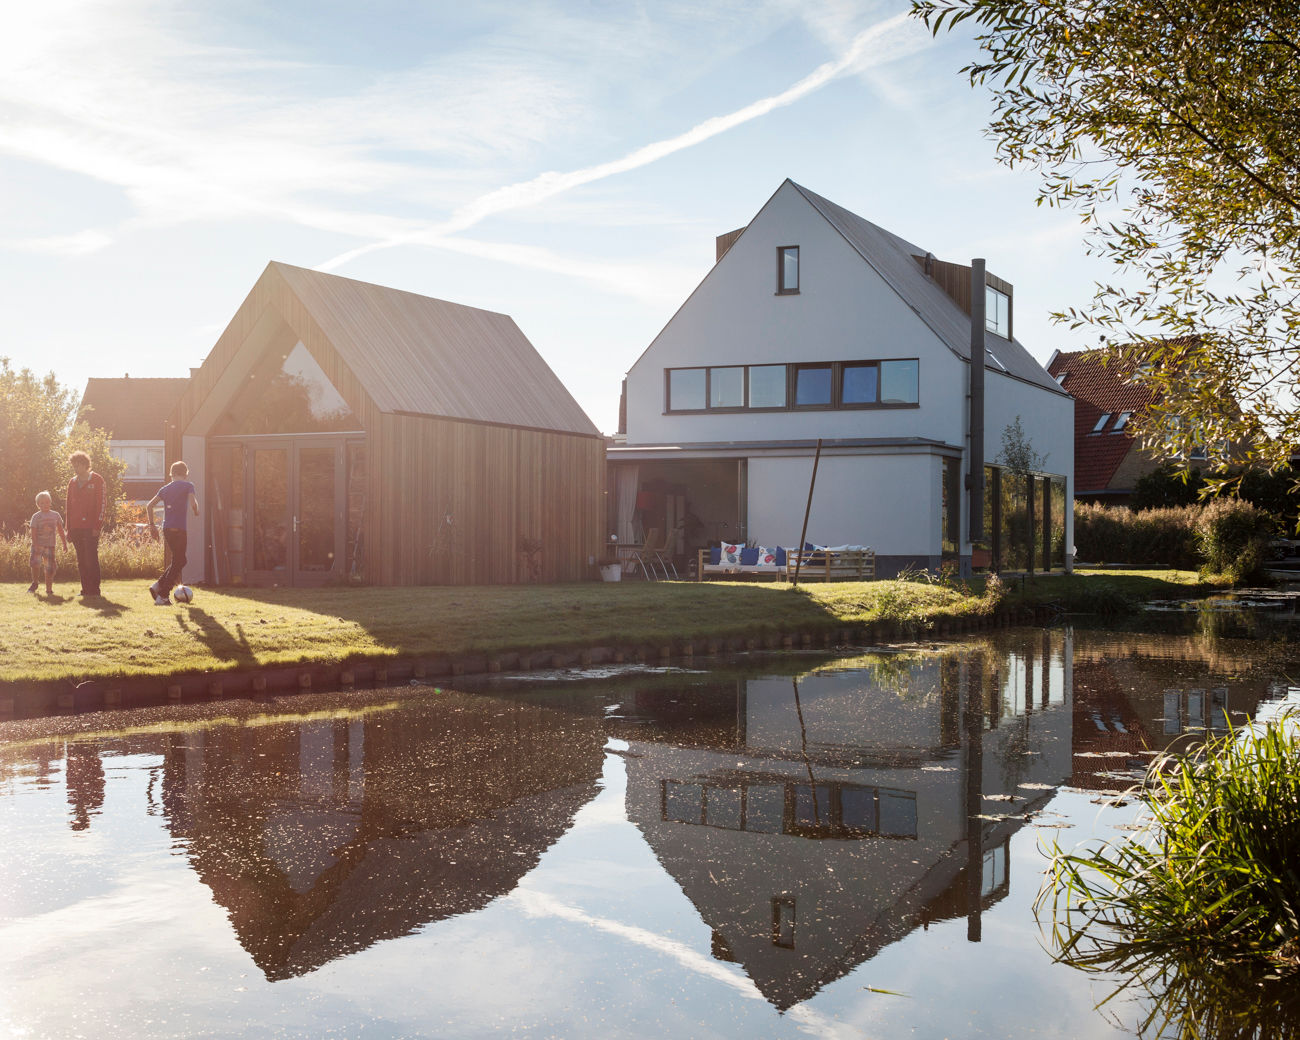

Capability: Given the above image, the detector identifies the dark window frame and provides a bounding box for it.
[777,245,800,295]
[665,358,920,414]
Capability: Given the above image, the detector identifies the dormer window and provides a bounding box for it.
[985,285,1011,339]
[1091,413,1111,433]
[777,246,800,294]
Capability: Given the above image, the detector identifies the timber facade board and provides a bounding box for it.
[166,262,603,587]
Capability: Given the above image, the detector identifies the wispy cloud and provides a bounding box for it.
[511,888,870,1039]
[317,9,929,271]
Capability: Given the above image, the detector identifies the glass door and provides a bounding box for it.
[240,439,346,586]
[294,444,341,586]
[249,445,291,584]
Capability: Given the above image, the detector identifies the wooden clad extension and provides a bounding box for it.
[167,262,604,586]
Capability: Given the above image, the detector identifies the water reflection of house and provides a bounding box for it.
[1068,633,1276,789]
[610,634,1073,1010]
[154,692,606,980]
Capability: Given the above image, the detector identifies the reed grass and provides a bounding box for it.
[1040,719,1300,1036]
[0,528,160,582]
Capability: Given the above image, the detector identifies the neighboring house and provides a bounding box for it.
[1045,347,1205,505]
[164,261,603,587]
[76,376,190,504]
[610,180,1074,576]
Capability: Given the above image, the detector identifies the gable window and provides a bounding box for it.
[709,366,745,408]
[841,363,879,404]
[880,360,919,404]
[748,365,787,408]
[668,368,706,411]
[985,285,1011,339]
[793,363,832,406]
[777,246,800,294]
[1091,413,1111,433]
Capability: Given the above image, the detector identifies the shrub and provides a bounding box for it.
[0,526,162,582]
[1195,498,1277,581]
[1074,502,1200,567]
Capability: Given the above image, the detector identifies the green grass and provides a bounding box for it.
[0,569,1217,686]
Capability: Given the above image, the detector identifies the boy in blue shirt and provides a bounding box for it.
[146,461,200,605]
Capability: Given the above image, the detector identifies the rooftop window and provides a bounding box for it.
[1091,413,1111,433]
[985,285,1011,339]
[1113,411,1132,432]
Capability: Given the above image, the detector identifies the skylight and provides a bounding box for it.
[1113,411,1132,432]
[1092,413,1111,433]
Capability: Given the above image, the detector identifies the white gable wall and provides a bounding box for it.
[626,182,968,449]
[622,179,1074,569]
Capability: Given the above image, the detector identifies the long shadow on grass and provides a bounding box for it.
[201,580,860,658]
[176,607,258,667]
[79,595,127,618]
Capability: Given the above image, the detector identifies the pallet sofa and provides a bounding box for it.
[696,544,875,582]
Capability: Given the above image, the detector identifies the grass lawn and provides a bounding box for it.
[0,570,1224,687]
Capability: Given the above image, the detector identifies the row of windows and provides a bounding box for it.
[666,359,919,412]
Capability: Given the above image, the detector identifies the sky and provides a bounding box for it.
[0,0,1112,434]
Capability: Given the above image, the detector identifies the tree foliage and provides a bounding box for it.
[913,0,1300,485]
[0,359,123,533]
[997,415,1048,476]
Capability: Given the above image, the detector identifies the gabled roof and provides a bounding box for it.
[788,182,1065,395]
[269,263,598,435]
[77,377,189,441]
[1047,349,1152,491]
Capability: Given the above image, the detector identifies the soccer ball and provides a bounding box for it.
[174,585,194,604]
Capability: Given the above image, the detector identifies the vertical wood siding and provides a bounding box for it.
[167,264,605,586]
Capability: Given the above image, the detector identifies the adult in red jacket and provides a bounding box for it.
[65,450,106,597]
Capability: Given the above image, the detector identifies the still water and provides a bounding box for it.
[1,617,1296,1040]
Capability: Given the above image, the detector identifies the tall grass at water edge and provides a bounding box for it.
[1040,718,1300,1035]
[0,528,162,582]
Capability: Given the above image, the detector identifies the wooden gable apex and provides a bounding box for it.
[168,262,600,441]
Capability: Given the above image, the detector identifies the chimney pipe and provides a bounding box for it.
[968,259,986,544]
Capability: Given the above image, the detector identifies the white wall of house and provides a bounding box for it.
[623,179,1074,566]
[747,452,942,554]
[625,182,969,450]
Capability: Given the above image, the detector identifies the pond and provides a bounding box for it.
[1,615,1297,1040]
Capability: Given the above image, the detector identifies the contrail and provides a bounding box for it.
[316,10,921,272]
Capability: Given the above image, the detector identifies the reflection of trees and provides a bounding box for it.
[65,742,105,831]
[216,372,356,436]
[297,449,335,572]
[253,450,288,571]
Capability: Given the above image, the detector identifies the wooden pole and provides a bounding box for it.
[793,438,822,587]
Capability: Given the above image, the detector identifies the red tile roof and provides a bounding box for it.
[77,377,190,441]
[1047,350,1152,492]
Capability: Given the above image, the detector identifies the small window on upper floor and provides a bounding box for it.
[1113,411,1132,432]
[777,246,800,294]
[985,285,1011,339]
[1092,413,1112,433]
[1054,371,1068,385]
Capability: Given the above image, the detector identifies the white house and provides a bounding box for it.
[609,180,1074,577]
